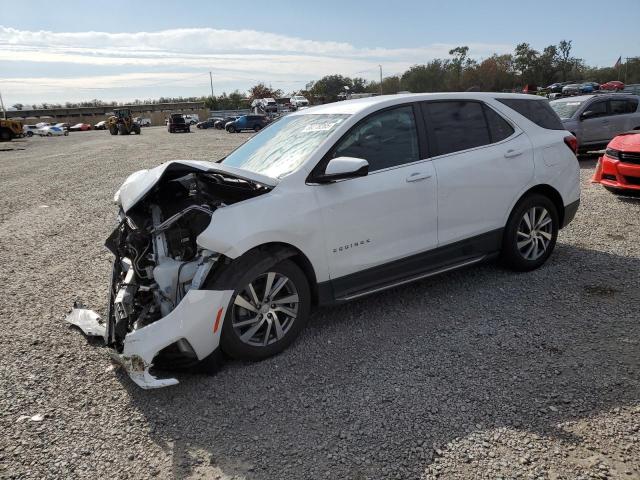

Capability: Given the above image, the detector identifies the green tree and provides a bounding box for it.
[400,61,450,93]
[248,83,282,100]
[309,75,355,101]
[449,46,470,89]
[514,43,540,84]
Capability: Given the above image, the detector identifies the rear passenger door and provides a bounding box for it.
[608,98,640,136]
[422,100,534,245]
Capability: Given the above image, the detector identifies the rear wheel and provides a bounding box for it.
[253,124,262,132]
[501,194,558,271]
[0,128,12,141]
[109,126,118,135]
[26,131,33,138]
[209,253,311,361]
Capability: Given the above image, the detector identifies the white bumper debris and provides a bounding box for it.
[65,307,106,339]
[68,289,233,389]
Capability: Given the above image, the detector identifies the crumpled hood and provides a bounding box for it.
[116,160,278,212]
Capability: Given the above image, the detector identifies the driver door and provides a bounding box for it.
[311,104,438,297]
[580,99,610,144]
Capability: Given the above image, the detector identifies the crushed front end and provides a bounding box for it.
[66,161,273,388]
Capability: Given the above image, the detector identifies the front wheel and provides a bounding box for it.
[26,131,34,137]
[211,255,310,361]
[253,124,262,132]
[501,194,558,271]
[226,125,236,133]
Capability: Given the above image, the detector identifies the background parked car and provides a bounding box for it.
[69,123,92,132]
[37,126,68,137]
[23,125,39,137]
[134,117,152,127]
[168,113,190,133]
[53,122,70,132]
[94,120,107,130]
[225,115,270,133]
[260,98,278,113]
[183,114,199,125]
[623,84,640,95]
[547,81,574,93]
[592,131,640,194]
[600,80,625,91]
[550,94,640,151]
[290,95,309,109]
[562,84,582,96]
[214,116,238,129]
[196,118,219,129]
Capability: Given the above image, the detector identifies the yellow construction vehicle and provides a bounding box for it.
[0,118,23,142]
[106,108,141,135]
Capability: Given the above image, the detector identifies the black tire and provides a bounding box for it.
[0,129,10,142]
[26,131,33,137]
[253,124,262,132]
[110,126,118,135]
[226,125,236,133]
[501,193,559,271]
[208,252,311,361]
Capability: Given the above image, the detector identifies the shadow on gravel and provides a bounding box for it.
[121,244,639,479]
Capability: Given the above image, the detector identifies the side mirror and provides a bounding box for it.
[314,157,369,183]
[580,110,595,120]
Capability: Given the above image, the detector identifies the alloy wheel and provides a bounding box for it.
[231,272,300,347]
[516,206,553,261]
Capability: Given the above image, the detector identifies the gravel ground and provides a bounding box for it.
[0,127,638,480]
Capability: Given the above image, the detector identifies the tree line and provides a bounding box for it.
[11,39,640,110]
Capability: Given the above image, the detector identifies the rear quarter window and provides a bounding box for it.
[497,98,564,130]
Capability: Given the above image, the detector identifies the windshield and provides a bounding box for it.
[221,114,349,178]
[550,100,583,119]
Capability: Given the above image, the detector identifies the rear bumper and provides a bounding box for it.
[593,155,640,191]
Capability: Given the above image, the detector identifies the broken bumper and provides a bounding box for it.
[66,289,233,389]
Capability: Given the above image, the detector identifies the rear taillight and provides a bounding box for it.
[564,135,578,155]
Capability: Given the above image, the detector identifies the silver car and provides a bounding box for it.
[550,94,640,151]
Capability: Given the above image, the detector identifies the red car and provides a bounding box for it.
[69,123,92,132]
[599,80,625,91]
[592,131,640,193]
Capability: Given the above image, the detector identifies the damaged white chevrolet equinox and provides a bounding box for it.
[68,93,580,388]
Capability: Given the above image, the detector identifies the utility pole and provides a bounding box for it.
[379,65,383,95]
[209,71,214,99]
[0,90,6,119]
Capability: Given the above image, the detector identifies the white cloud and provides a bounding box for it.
[0,26,513,103]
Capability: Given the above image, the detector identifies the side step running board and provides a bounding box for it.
[338,255,487,301]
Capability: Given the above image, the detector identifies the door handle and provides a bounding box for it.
[504,149,524,158]
[406,172,432,182]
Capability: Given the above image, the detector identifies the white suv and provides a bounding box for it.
[68,93,580,388]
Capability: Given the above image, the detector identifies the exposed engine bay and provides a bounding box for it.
[104,167,271,354]
[65,160,278,388]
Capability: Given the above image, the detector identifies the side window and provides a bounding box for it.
[585,101,608,117]
[332,105,420,171]
[628,99,639,113]
[496,98,564,130]
[609,100,629,115]
[424,101,490,156]
[484,106,515,142]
